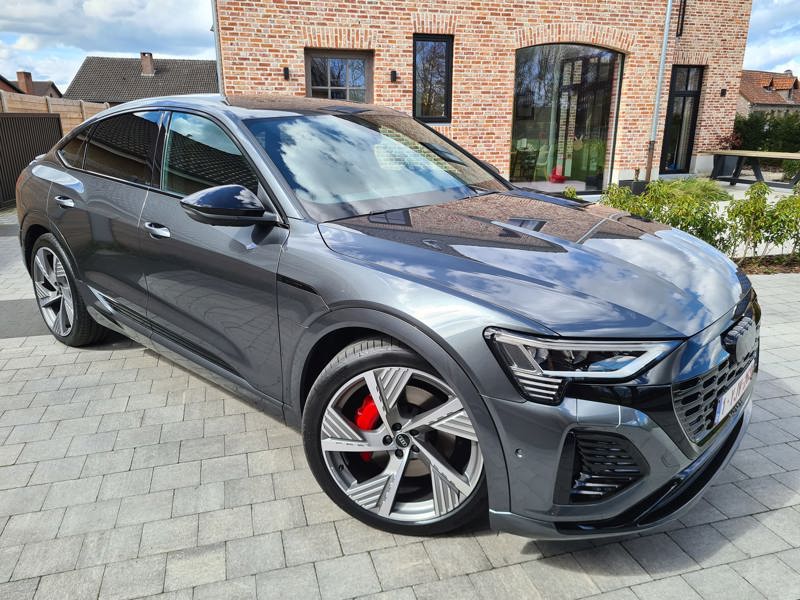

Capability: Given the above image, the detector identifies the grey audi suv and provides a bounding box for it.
[15,95,759,538]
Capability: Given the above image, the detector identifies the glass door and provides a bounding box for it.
[660,66,703,174]
[511,44,621,192]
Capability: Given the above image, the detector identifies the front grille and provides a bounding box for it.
[672,349,756,445]
[556,431,648,504]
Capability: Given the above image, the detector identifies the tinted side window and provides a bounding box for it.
[162,112,259,196]
[59,128,90,169]
[84,111,162,185]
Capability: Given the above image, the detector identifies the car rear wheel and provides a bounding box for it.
[303,337,486,535]
[31,234,107,347]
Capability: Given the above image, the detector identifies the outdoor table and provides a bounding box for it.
[705,149,800,189]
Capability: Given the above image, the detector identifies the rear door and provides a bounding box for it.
[49,110,165,334]
[138,110,287,401]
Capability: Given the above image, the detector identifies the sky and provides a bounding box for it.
[0,0,798,93]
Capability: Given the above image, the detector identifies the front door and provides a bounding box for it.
[138,110,288,401]
[660,66,704,174]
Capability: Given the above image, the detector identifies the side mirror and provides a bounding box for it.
[180,185,279,227]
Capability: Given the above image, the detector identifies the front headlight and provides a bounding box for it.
[485,328,679,404]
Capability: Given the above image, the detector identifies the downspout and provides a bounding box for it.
[645,0,674,182]
[211,0,225,99]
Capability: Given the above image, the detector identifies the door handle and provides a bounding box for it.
[144,222,171,239]
[54,195,75,209]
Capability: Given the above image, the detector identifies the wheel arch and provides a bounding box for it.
[285,306,511,512]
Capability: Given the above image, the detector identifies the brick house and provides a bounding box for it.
[214,0,752,192]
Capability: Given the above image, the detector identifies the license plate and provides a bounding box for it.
[714,361,755,426]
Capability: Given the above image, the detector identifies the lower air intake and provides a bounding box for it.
[555,431,648,504]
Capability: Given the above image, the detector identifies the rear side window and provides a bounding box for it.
[59,128,90,169]
[162,112,259,196]
[84,111,162,185]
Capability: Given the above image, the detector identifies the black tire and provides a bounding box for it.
[303,336,487,536]
[30,233,108,347]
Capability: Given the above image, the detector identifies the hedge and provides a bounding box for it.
[600,179,800,263]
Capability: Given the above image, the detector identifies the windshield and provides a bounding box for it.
[244,112,508,221]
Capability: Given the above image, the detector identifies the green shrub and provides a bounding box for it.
[726,182,775,261]
[601,179,730,250]
[734,112,769,150]
[562,186,578,200]
[783,160,800,182]
[772,185,800,255]
[601,183,642,215]
[765,112,800,153]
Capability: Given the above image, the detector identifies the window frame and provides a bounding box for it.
[303,49,374,104]
[56,124,93,170]
[659,65,704,175]
[412,34,454,124]
[57,110,167,190]
[153,109,285,223]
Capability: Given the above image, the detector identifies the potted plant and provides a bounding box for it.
[619,168,647,195]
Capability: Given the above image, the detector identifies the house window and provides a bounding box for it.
[305,51,373,103]
[413,34,453,122]
[511,44,623,192]
[660,66,704,174]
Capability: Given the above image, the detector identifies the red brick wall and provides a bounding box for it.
[216,0,752,182]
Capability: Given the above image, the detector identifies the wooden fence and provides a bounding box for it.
[0,91,108,135]
[0,92,109,208]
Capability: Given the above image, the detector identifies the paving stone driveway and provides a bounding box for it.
[1,208,800,600]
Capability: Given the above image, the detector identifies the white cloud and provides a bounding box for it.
[12,34,42,52]
[744,0,800,72]
[1,0,214,90]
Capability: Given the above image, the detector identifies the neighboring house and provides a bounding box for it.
[0,74,24,94]
[737,69,800,116]
[215,0,753,191]
[0,72,60,96]
[15,71,62,98]
[64,52,218,105]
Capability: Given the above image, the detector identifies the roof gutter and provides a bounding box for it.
[645,0,674,182]
[211,0,225,99]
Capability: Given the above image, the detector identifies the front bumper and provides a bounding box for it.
[487,389,752,539]
[481,298,759,539]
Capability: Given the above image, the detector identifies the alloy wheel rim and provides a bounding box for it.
[33,247,74,337]
[321,367,483,523]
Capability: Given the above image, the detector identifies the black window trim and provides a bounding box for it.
[154,108,286,223]
[56,109,167,192]
[659,65,704,175]
[54,106,285,224]
[413,33,454,124]
[304,49,375,104]
[56,124,94,171]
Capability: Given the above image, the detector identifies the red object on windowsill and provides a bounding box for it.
[354,394,380,460]
[549,167,567,183]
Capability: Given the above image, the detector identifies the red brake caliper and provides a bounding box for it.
[354,394,380,460]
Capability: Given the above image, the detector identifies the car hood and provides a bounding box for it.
[318,191,750,338]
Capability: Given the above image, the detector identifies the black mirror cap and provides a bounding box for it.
[180,185,279,227]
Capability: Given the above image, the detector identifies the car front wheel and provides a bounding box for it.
[303,337,486,535]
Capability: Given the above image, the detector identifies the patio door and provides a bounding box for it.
[660,66,703,174]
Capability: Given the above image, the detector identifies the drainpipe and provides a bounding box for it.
[211,0,225,98]
[645,0,674,182]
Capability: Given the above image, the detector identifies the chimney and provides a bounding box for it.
[16,71,33,94]
[140,52,155,77]
[784,69,794,77]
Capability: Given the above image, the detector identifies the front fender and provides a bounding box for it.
[281,306,512,514]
